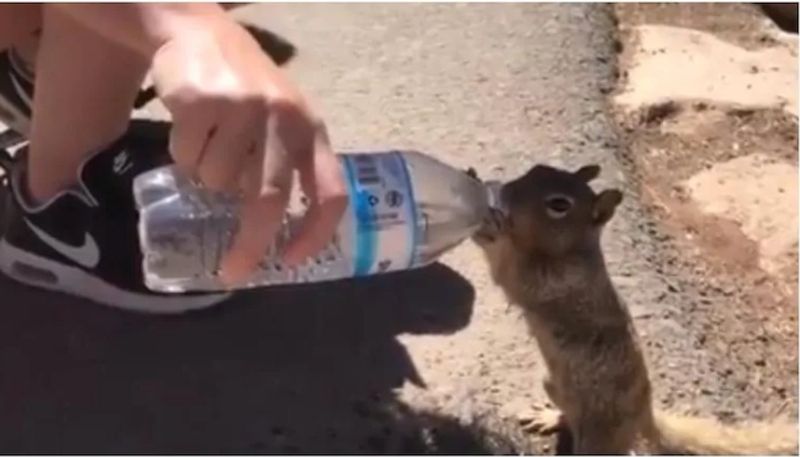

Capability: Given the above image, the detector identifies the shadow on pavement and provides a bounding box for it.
[0,184,499,453]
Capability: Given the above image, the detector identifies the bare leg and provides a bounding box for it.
[0,5,41,61]
[0,3,242,68]
[26,6,149,202]
[9,3,270,203]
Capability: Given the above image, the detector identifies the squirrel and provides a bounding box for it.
[468,164,798,454]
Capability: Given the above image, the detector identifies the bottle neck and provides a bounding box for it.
[484,180,508,216]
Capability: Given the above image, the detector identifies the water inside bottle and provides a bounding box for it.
[134,150,501,292]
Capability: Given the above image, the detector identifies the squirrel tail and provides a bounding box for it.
[643,409,798,455]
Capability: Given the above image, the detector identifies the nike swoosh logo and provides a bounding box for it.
[25,218,100,269]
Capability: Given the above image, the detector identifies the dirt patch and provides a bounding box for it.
[615,24,797,116]
[615,3,794,50]
[613,2,798,425]
[685,153,797,280]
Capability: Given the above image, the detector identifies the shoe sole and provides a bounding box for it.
[0,239,231,314]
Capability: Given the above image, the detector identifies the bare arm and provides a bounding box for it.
[52,3,348,285]
[52,3,232,57]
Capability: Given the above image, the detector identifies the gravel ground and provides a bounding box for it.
[612,1,798,429]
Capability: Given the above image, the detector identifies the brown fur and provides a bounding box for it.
[471,164,798,454]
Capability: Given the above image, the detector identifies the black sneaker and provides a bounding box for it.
[0,48,33,136]
[0,120,232,313]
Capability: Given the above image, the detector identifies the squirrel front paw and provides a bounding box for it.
[472,207,506,245]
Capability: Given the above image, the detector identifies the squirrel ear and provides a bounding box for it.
[593,189,623,224]
[574,165,601,182]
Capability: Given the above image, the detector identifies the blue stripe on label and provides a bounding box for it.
[393,151,418,269]
[343,155,376,276]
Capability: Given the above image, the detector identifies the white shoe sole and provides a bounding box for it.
[0,239,231,314]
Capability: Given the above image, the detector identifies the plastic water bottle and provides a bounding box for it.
[133,150,502,293]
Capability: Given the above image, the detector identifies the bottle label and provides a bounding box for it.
[341,151,417,276]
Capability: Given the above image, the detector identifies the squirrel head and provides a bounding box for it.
[499,164,623,258]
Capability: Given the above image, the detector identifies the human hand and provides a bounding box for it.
[150,22,347,286]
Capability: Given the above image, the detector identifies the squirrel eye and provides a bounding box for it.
[545,194,574,219]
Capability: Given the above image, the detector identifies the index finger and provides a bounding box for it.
[218,127,293,286]
[282,126,348,266]
[218,186,288,286]
[169,109,216,179]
